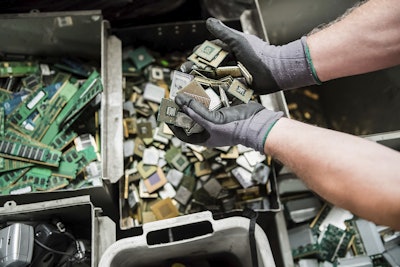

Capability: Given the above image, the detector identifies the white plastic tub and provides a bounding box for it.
[99,211,276,267]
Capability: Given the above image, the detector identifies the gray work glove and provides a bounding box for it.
[169,94,284,153]
[206,18,320,94]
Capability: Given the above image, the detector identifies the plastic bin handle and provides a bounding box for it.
[142,210,214,233]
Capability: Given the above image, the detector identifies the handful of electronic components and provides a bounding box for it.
[159,40,254,136]
[121,40,275,228]
[0,58,103,195]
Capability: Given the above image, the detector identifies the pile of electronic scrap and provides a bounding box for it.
[120,41,275,228]
[0,57,103,195]
[277,173,400,267]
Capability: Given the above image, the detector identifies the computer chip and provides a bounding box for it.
[187,53,208,69]
[227,79,253,104]
[203,178,222,198]
[128,47,155,70]
[166,169,184,188]
[251,163,270,184]
[177,80,211,108]
[158,183,177,199]
[153,127,170,145]
[191,41,228,68]
[170,71,194,100]
[137,161,157,179]
[205,88,222,111]
[220,146,239,159]
[236,155,255,173]
[150,198,179,220]
[231,166,254,188]
[142,146,160,166]
[124,117,137,135]
[170,153,190,172]
[150,66,164,81]
[123,101,136,117]
[144,167,167,193]
[133,137,145,158]
[157,98,179,124]
[128,184,140,211]
[195,41,222,62]
[236,186,260,201]
[174,185,192,206]
[194,161,212,177]
[142,211,157,223]
[238,62,253,85]
[243,150,266,167]
[123,139,135,158]
[174,112,194,129]
[201,50,228,68]
[139,179,158,199]
[143,83,165,104]
[137,121,153,139]
[215,65,242,78]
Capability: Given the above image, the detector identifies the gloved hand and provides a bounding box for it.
[169,94,284,153]
[206,18,321,94]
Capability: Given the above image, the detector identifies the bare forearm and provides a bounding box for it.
[308,0,400,81]
[265,118,400,229]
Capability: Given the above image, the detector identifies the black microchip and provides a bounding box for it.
[26,147,31,157]
[6,142,13,154]
[10,117,18,124]
[18,145,25,157]
[36,149,43,160]
[15,113,23,121]
[0,141,5,152]
[52,154,59,161]
[55,138,62,145]
[34,177,39,184]
[31,148,37,158]
[71,151,79,160]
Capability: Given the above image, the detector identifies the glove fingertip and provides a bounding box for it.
[206,17,225,36]
[179,61,194,73]
[175,93,191,107]
[206,17,219,28]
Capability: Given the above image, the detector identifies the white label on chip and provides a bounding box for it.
[27,91,45,109]
[40,64,51,75]
[11,185,32,195]
[22,120,35,131]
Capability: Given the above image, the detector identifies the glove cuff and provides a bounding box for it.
[245,109,284,153]
[302,36,322,85]
[274,37,321,90]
